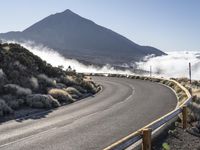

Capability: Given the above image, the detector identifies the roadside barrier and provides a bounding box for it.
[87,73,192,150]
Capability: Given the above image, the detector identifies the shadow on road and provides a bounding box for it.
[0,108,55,124]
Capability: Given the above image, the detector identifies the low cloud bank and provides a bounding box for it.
[3,40,200,80]
[5,41,133,75]
[136,51,200,80]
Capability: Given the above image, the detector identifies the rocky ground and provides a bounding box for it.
[153,123,200,150]
[0,43,100,120]
[153,78,200,150]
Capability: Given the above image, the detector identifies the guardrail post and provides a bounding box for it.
[182,105,188,129]
[142,128,152,150]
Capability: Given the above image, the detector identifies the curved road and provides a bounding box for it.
[0,77,177,150]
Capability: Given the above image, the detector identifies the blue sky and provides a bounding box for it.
[1,0,200,52]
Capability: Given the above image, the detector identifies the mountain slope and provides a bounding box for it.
[0,43,100,116]
[0,9,165,66]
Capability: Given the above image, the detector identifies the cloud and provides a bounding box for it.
[136,51,200,80]
[5,40,133,75]
[4,40,200,80]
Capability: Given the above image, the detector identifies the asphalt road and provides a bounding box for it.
[0,77,177,150]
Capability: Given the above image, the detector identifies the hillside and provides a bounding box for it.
[0,9,165,66]
[0,43,100,117]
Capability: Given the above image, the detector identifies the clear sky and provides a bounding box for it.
[1,0,200,52]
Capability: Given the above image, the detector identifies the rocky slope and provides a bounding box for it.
[0,9,165,66]
[0,43,100,117]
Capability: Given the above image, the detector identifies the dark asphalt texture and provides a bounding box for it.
[0,77,177,150]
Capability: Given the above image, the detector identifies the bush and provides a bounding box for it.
[178,93,188,102]
[80,81,97,94]
[152,78,161,82]
[26,94,60,108]
[73,85,87,94]
[37,74,56,87]
[167,82,176,88]
[48,89,74,103]
[2,94,24,109]
[193,97,200,105]
[55,83,67,89]
[174,85,182,93]
[64,87,83,99]
[7,100,20,109]
[160,80,168,84]
[0,69,7,91]
[0,98,13,116]
[60,76,77,86]
[29,76,39,90]
[3,84,32,97]
[188,102,200,121]
[176,77,189,83]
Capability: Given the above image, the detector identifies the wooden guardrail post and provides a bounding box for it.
[182,105,188,129]
[142,128,152,150]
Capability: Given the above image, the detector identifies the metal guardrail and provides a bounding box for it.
[88,73,192,150]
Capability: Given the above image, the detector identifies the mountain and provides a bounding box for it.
[0,9,165,66]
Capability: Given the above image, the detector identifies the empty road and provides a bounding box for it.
[0,77,177,150]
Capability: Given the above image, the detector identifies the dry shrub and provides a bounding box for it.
[188,102,200,121]
[4,84,32,97]
[73,85,87,94]
[0,69,7,91]
[174,85,182,93]
[151,78,161,82]
[29,76,39,90]
[160,80,168,84]
[26,94,60,108]
[55,83,67,89]
[0,69,5,78]
[176,77,189,83]
[48,89,74,103]
[2,94,24,109]
[80,81,98,94]
[178,93,188,102]
[0,98,13,116]
[64,87,83,99]
[37,74,56,87]
[60,76,77,86]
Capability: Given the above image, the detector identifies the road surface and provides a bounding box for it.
[0,77,177,150]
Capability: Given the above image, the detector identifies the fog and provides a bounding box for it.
[4,40,200,80]
[6,41,133,75]
[136,51,200,80]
